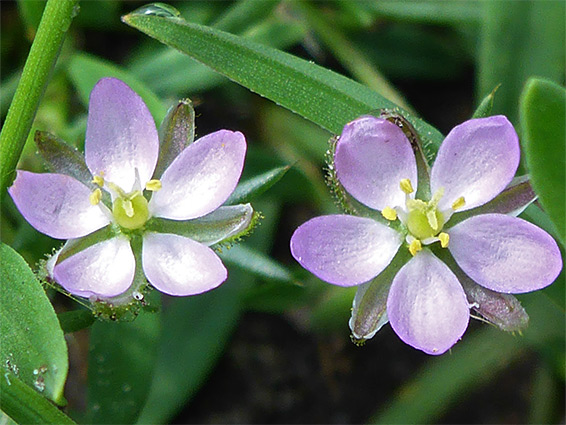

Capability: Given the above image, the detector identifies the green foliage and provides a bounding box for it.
[86,297,161,424]
[520,78,566,244]
[0,244,68,405]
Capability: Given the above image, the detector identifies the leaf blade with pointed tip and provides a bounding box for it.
[121,12,444,158]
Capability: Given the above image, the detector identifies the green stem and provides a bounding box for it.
[0,0,78,196]
[293,1,413,112]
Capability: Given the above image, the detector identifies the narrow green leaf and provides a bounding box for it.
[0,373,75,425]
[520,78,565,244]
[366,0,482,25]
[57,310,96,334]
[0,0,78,196]
[67,53,167,123]
[293,1,411,111]
[137,272,245,424]
[0,243,68,405]
[121,12,444,155]
[86,302,161,424]
[220,244,295,283]
[226,165,290,205]
[35,130,93,188]
[477,1,565,123]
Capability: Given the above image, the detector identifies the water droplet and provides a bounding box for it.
[130,3,181,18]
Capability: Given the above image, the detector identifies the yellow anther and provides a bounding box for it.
[438,232,450,248]
[145,179,162,191]
[408,239,422,256]
[426,209,439,231]
[89,188,102,205]
[452,196,466,210]
[400,179,414,194]
[92,175,104,187]
[381,207,397,221]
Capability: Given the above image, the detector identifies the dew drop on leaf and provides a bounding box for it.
[130,3,181,18]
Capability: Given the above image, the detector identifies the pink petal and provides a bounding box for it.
[387,250,470,355]
[142,233,227,296]
[290,214,402,286]
[431,116,520,211]
[335,116,417,210]
[8,171,110,239]
[85,78,159,192]
[53,236,135,298]
[448,214,562,293]
[149,130,246,220]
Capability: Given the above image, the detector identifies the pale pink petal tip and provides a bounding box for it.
[335,116,417,211]
[387,251,470,355]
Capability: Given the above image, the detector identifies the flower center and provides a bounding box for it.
[381,178,466,256]
[89,173,162,231]
[406,203,444,240]
[113,191,149,230]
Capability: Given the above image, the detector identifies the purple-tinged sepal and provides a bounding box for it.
[349,250,408,344]
[35,131,95,191]
[155,98,195,178]
[448,175,536,227]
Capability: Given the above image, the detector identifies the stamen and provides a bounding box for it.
[438,232,450,248]
[145,179,162,191]
[381,207,397,221]
[89,188,102,205]
[92,175,104,187]
[400,178,414,194]
[452,196,466,210]
[408,239,422,256]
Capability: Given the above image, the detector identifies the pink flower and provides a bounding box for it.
[290,115,562,354]
[9,78,253,300]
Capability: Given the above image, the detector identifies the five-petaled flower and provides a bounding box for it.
[290,114,562,355]
[9,78,253,301]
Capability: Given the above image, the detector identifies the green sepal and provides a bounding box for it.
[35,130,93,189]
[349,248,409,344]
[145,204,256,246]
[225,165,290,205]
[472,84,500,118]
[155,98,195,178]
[447,175,536,227]
[439,250,529,333]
